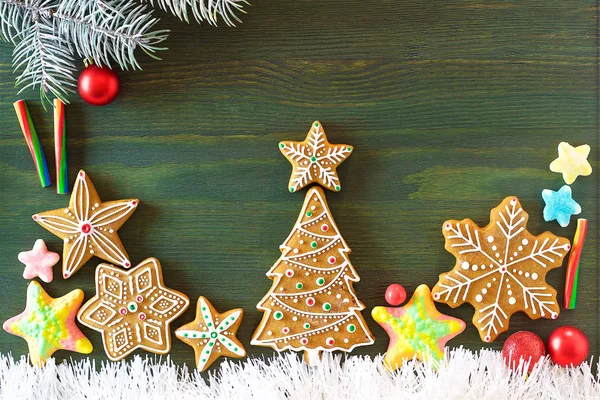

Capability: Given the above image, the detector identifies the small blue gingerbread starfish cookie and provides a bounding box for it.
[542,185,581,227]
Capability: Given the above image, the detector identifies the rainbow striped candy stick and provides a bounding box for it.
[54,99,68,194]
[14,100,51,187]
[564,218,588,309]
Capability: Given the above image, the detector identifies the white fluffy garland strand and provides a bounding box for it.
[0,348,599,399]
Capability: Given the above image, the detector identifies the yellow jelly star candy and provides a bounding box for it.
[549,142,592,184]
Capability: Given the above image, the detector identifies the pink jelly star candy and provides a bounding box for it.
[18,239,59,283]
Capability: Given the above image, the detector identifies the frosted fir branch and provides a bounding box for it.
[290,165,311,190]
[142,0,247,26]
[12,7,77,103]
[318,147,350,164]
[318,165,339,188]
[504,237,569,270]
[447,222,500,266]
[55,0,168,70]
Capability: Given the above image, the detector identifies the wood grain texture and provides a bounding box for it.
[0,0,597,372]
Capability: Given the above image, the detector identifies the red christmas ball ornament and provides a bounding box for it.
[547,326,589,367]
[384,284,406,306]
[501,331,545,373]
[78,64,120,106]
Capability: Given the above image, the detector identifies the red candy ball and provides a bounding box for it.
[384,284,406,306]
[78,64,120,106]
[547,326,589,367]
[501,331,546,373]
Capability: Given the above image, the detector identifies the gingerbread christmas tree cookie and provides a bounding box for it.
[432,196,571,342]
[3,281,92,366]
[251,186,374,364]
[33,170,139,279]
[279,121,353,192]
[77,257,190,361]
[176,297,246,372]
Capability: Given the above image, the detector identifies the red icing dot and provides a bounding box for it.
[326,337,335,346]
[445,223,451,230]
[79,171,84,177]
[510,198,517,205]
[566,244,571,250]
[500,267,507,273]
[119,307,127,315]
[300,338,308,345]
[80,223,91,234]
[552,313,558,319]
[32,215,38,221]
[138,312,146,320]
[433,293,440,300]
[328,256,336,264]
[136,295,143,302]
[321,224,329,232]
[124,261,131,267]
[484,335,491,342]
[131,200,137,206]
[63,273,69,279]
[306,297,315,307]
[282,327,290,334]
[285,269,294,277]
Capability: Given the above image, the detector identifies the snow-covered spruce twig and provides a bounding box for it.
[142,0,248,26]
[1,349,599,399]
[0,0,167,105]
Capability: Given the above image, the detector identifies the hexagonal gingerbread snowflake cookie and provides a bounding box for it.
[432,196,571,343]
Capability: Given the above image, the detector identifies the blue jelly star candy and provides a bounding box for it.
[542,185,581,227]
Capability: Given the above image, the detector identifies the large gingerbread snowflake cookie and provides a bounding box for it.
[77,257,190,361]
[431,196,571,342]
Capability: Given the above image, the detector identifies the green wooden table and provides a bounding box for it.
[0,1,597,371]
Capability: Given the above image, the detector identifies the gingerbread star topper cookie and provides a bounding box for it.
[33,170,139,279]
[372,284,465,370]
[432,196,571,343]
[279,121,353,192]
[3,281,92,366]
[77,257,190,361]
[176,297,246,372]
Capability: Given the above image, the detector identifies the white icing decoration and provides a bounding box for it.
[437,198,569,341]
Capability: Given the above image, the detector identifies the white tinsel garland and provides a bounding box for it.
[0,348,599,399]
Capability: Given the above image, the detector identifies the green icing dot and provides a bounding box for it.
[202,307,206,311]
[306,211,313,217]
[209,342,214,347]
[347,324,356,333]
[211,332,218,338]
[202,358,206,362]
[279,143,285,148]
[296,282,303,290]
[310,156,317,162]
[314,122,319,127]
[207,322,212,327]
[234,347,238,351]
[346,147,351,151]
[225,321,229,325]
[205,350,210,354]
[201,333,206,338]
[219,326,224,330]
[274,311,283,320]
[335,185,340,191]
[316,277,325,286]
[192,333,197,338]
[303,323,310,329]
[310,241,317,248]
[183,333,188,338]
[230,316,235,320]
[323,303,331,311]
[289,187,295,193]
[228,343,232,346]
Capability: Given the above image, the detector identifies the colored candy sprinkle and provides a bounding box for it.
[310,241,317,248]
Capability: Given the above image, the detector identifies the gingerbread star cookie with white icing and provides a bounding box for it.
[77,257,190,361]
[279,121,353,193]
[33,170,138,279]
[176,297,246,372]
[432,196,571,342]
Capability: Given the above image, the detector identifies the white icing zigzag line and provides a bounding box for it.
[478,274,507,338]
[447,223,502,267]
[274,261,349,299]
[283,259,347,272]
[504,238,569,269]
[269,295,347,317]
[257,314,353,344]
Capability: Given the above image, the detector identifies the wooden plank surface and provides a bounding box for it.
[0,0,597,371]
